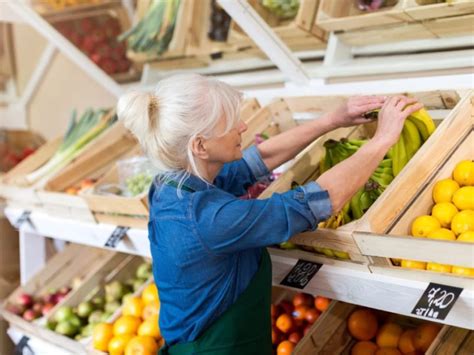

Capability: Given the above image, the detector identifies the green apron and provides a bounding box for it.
[159,248,272,355]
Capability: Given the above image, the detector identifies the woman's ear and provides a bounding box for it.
[190,136,209,160]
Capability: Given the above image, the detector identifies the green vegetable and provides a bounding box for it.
[24,108,115,185]
[260,0,300,19]
[126,172,153,196]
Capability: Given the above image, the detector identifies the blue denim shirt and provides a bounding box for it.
[148,146,332,346]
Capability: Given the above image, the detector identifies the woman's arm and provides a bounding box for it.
[317,96,423,213]
[257,96,386,171]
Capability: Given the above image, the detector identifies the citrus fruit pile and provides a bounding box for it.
[400,160,474,276]
[92,283,163,355]
[272,292,331,354]
[348,308,442,355]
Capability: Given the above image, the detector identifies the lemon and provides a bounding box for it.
[451,266,474,277]
[427,262,452,273]
[411,215,441,237]
[431,202,458,228]
[426,228,456,241]
[457,230,474,243]
[432,178,459,204]
[401,260,426,270]
[452,186,474,210]
[451,210,474,236]
[453,160,474,186]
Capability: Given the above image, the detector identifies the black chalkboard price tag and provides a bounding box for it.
[280,259,322,289]
[104,226,130,248]
[411,282,463,320]
[14,210,33,230]
[14,335,32,355]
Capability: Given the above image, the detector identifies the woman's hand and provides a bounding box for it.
[330,95,386,128]
[372,95,424,147]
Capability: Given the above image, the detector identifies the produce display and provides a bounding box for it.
[260,0,300,19]
[119,0,181,56]
[347,307,441,354]
[47,261,152,340]
[54,14,132,75]
[400,160,474,275]
[92,282,162,353]
[5,286,73,322]
[272,292,331,354]
[209,0,231,41]
[17,108,114,186]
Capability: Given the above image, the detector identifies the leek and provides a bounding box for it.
[24,108,115,185]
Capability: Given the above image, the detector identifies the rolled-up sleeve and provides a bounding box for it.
[190,182,332,255]
[213,146,270,196]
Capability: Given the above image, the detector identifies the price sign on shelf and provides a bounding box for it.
[411,282,463,321]
[104,226,130,248]
[280,259,322,289]
[14,210,33,230]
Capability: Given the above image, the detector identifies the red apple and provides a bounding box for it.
[32,302,43,314]
[305,308,321,325]
[22,309,38,321]
[42,293,55,304]
[16,294,33,308]
[54,293,67,304]
[41,303,55,316]
[6,304,25,316]
[292,293,313,308]
[288,331,302,344]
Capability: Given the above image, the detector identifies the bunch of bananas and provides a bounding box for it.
[319,107,435,229]
[119,0,181,55]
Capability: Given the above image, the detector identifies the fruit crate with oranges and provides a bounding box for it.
[295,300,474,354]
[258,90,461,269]
[353,92,473,288]
[315,0,474,46]
[0,244,118,344]
[83,98,262,229]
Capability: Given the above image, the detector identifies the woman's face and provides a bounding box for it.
[204,115,248,164]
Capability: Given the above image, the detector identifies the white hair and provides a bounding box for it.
[117,73,242,183]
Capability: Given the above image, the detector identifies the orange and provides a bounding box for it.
[347,309,378,341]
[142,301,160,320]
[426,228,456,241]
[413,323,441,352]
[453,160,474,186]
[314,296,331,312]
[451,210,474,236]
[398,329,416,354]
[124,336,158,355]
[375,348,402,355]
[431,203,458,228]
[113,316,142,336]
[138,316,161,339]
[457,230,474,243]
[351,341,378,355]
[411,216,440,237]
[275,313,293,334]
[376,323,403,348]
[92,323,114,352]
[142,284,159,306]
[277,340,295,355]
[123,297,144,318]
[400,260,426,270]
[427,262,452,273]
[108,334,134,355]
[451,266,474,277]
[432,179,459,204]
[452,187,474,210]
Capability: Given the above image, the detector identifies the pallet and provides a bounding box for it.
[258,90,461,267]
[294,301,473,354]
[0,244,117,348]
[354,92,474,289]
[316,0,474,45]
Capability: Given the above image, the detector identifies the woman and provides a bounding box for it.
[117,74,422,354]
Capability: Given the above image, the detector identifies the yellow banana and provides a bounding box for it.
[408,108,435,142]
[402,119,421,160]
[392,134,408,177]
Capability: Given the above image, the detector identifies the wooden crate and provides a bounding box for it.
[35,123,138,222]
[36,254,151,354]
[295,301,473,354]
[0,24,15,91]
[0,244,117,345]
[84,98,261,229]
[354,92,474,289]
[316,0,474,46]
[258,90,461,266]
[227,0,327,52]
